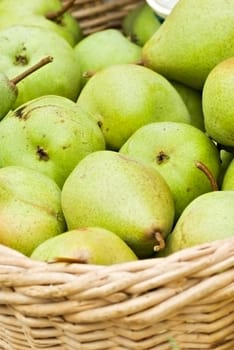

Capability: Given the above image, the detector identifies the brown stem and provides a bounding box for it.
[82,71,96,79]
[49,256,88,264]
[46,0,76,21]
[195,160,219,191]
[11,56,53,85]
[153,231,165,252]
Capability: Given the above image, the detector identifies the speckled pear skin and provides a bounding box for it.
[163,191,234,255]
[0,73,17,119]
[203,57,234,147]
[76,63,191,150]
[142,0,234,90]
[73,29,142,87]
[61,150,175,258]
[122,3,161,46]
[222,159,234,190]
[0,165,66,257]
[171,81,205,131]
[31,227,138,265]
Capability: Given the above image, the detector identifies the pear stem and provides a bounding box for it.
[195,160,219,191]
[153,232,166,252]
[50,256,88,264]
[82,71,95,79]
[46,0,76,21]
[11,56,53,85]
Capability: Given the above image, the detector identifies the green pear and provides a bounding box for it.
[0,95,105,188]
[203,57,234,148]
[76,63,191,150]
[0,56,53,120]
[221,159,234,190]
[120,121,221,219]
[31,227,138,265]
[73,29,142,87]
[171,81,205,131]
[163,191,234,255]
[0,165,66,256]
[122,3,161,46]
[0,25,81,107]
[61,150,175,258]
[142,0,234,90]
[218,150,233,187]
[0,0,82,46]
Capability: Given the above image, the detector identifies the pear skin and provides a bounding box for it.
[31,227,138,265]
[0,0,83,46]
[122,3,161,46]
[61,150,175,258]
[76,63,191,150]
[221,159,234,190]
[218,150,233,187]
[163,191,234,255]
[171,81,205,131]
[0,73,16,119]
[0,165,66,256]
[74,28,142,87]
[142,0,234,90]
[120,121,221,219]
[203,57,234,148]
[0,95,105,187]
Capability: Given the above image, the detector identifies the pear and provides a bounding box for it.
[0,25,81,107]
[163,191,234,255]
[0,165,66,256]
[203,57,234,148]
[120,121,221,219]
[31,227,138,265]
[61,150,175,258]
[122,3,161,46]
[0,95,105,188]
[76,63,191,150]
[218,150,233,187]
[0,0,82,46]
[171,81,205,131]
[73,28,142,87]
[142,0,234,90]
[221,159,234,190]
[0,56,53,120]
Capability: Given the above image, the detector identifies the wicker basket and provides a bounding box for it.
[0,1,234,349]
[0,238,233,350]
[67,0,144,35]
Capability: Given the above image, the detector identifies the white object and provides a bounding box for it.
[145,0,179,18]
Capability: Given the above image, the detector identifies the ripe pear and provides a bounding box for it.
[163,191,234,255]
[142,0,234,90]
[218,150,233,187]
[171,81,205,131]
[203,57,234,148]
[31,227,138,265]
[73,29,142,87]
[0,25,81,107]
[61,150,175,258]
[120,121,221,219]
[0,56,53,120]
[0,165,66,256]
[76,63,191,150]
[0,0,82,46]
[0,95,105,188]
[122,3,161,46]
[221,159,234,190]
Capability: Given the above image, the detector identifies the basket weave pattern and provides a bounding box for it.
[0,238,233,349]
[65,0,144,34]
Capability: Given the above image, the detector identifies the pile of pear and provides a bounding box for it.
[0,0,233,265]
